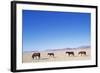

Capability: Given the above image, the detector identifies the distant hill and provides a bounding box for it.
[44,48,77,51]
[45,45,90,51]
[78,45,90,49]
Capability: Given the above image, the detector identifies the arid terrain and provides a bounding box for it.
[22,48,91,63]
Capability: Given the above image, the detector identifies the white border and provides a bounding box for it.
[16,3,96,70]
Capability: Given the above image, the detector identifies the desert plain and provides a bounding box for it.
[22,47,91,63]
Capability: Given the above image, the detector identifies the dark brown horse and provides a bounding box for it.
[32,53,40,59]
[66,51,74,56]
[78,51,86,56]
[48,53,54,57]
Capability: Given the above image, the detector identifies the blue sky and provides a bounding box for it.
[22,10,91,52]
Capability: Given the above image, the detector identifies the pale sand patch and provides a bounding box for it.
[22,48,91,63]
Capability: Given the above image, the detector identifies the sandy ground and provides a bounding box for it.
[22,48,91,63]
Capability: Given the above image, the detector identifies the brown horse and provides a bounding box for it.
[78,51,86,56]
[66,51,74,56]
[48,53,54,57]
[32,53,40,59]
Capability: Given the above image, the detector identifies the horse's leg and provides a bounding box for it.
[39,56,40,59]
[38,55,40,59]
[69,53,71,56]
[32,56,34,59]
[78,53,80,56]
[69,53,70,56]
[81,53,83,56]
[85,52,86,55]
[73,53,74,56]
[53,54,54,58]
[79,53,81,56]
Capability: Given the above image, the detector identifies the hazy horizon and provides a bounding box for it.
[23,45,91,52]
[22,10,91,52]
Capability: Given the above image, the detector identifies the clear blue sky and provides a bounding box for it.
[22,10,91,52]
